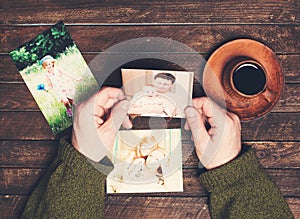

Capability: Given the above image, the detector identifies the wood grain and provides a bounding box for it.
[0,167,299,197]
[1,54,299,83]
[1,195,298,219]
[104,197,300,219]
[1,0,298,24]
[1,25,299,54]
[105,196,211,219]
[0,112,55,140]
[273,83,300,112]
[0,140,58,167]
[181,141,300,169]
[240,113,300,141]
[0,195,28,219]
[1,140,299,169]
[0,111,299,141]
[1,83,299,112]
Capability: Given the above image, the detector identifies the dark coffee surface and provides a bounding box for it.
[232,63,266,95]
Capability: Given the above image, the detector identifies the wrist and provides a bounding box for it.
[205,146,241,170]
[71,131,107,162]
[59,135,113,177]
[199,145,259,192]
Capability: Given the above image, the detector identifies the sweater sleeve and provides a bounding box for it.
[199,145,294,219]
[21,136,113,219]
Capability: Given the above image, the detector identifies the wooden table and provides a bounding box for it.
[0,1,299,218]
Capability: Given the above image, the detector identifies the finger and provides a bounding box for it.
[227,111,241,125]
[226,112,242,135]
[184,120,190,130]
[122,115,133,129]
[94,87,125,127]
[94,105,105,127]
[184,106,210,147]
[95,87,125,110]
[193,97,226,128]
[183,107,191,130]
[184,113,206,130]
[100,100,131,136]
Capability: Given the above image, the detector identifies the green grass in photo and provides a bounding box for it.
[19,46,99,134]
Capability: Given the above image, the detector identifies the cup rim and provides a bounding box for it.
[229,59,267,97]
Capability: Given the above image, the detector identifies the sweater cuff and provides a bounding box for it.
[199,146,261,193]
[57,135,114,177]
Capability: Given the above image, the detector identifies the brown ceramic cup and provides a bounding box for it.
[203,39,284,121]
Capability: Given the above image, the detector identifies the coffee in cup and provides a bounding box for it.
[231,61,266,96]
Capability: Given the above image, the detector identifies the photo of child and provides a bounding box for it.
[128,85,177,117]
[124,135,166,181]
[9,21,99,134]
[40,55,81,117]
[107,129,183,193]
[122,69,194,118]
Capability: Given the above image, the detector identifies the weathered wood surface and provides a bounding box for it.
[0,140,59,167]
[0,112,299,141]
[1,83,300,112]
[1,195,299,219]
[1,25,299,54]
[1,0,298,24]
[1,54,300,83]
[1,0,299,218]
[104,197,300,219]
[1,167,299,196]
[1,141,299,169]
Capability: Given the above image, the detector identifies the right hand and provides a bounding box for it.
[184,97,241,170]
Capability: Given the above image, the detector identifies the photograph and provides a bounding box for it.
[107,129,183,193]
[121,69,194,118]
[9,21,99,134]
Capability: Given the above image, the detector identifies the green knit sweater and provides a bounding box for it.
[21,136,293,219]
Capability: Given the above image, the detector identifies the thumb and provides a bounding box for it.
[184,106,210,150]
[101,100,131,136]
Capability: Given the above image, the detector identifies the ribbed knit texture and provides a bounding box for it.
[199,146,294,219]
[21,135,112,219]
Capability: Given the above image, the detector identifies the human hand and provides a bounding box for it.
[72,87,132,162]
[184,97,241,170]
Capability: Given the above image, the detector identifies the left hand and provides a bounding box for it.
[72,87,132,162]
